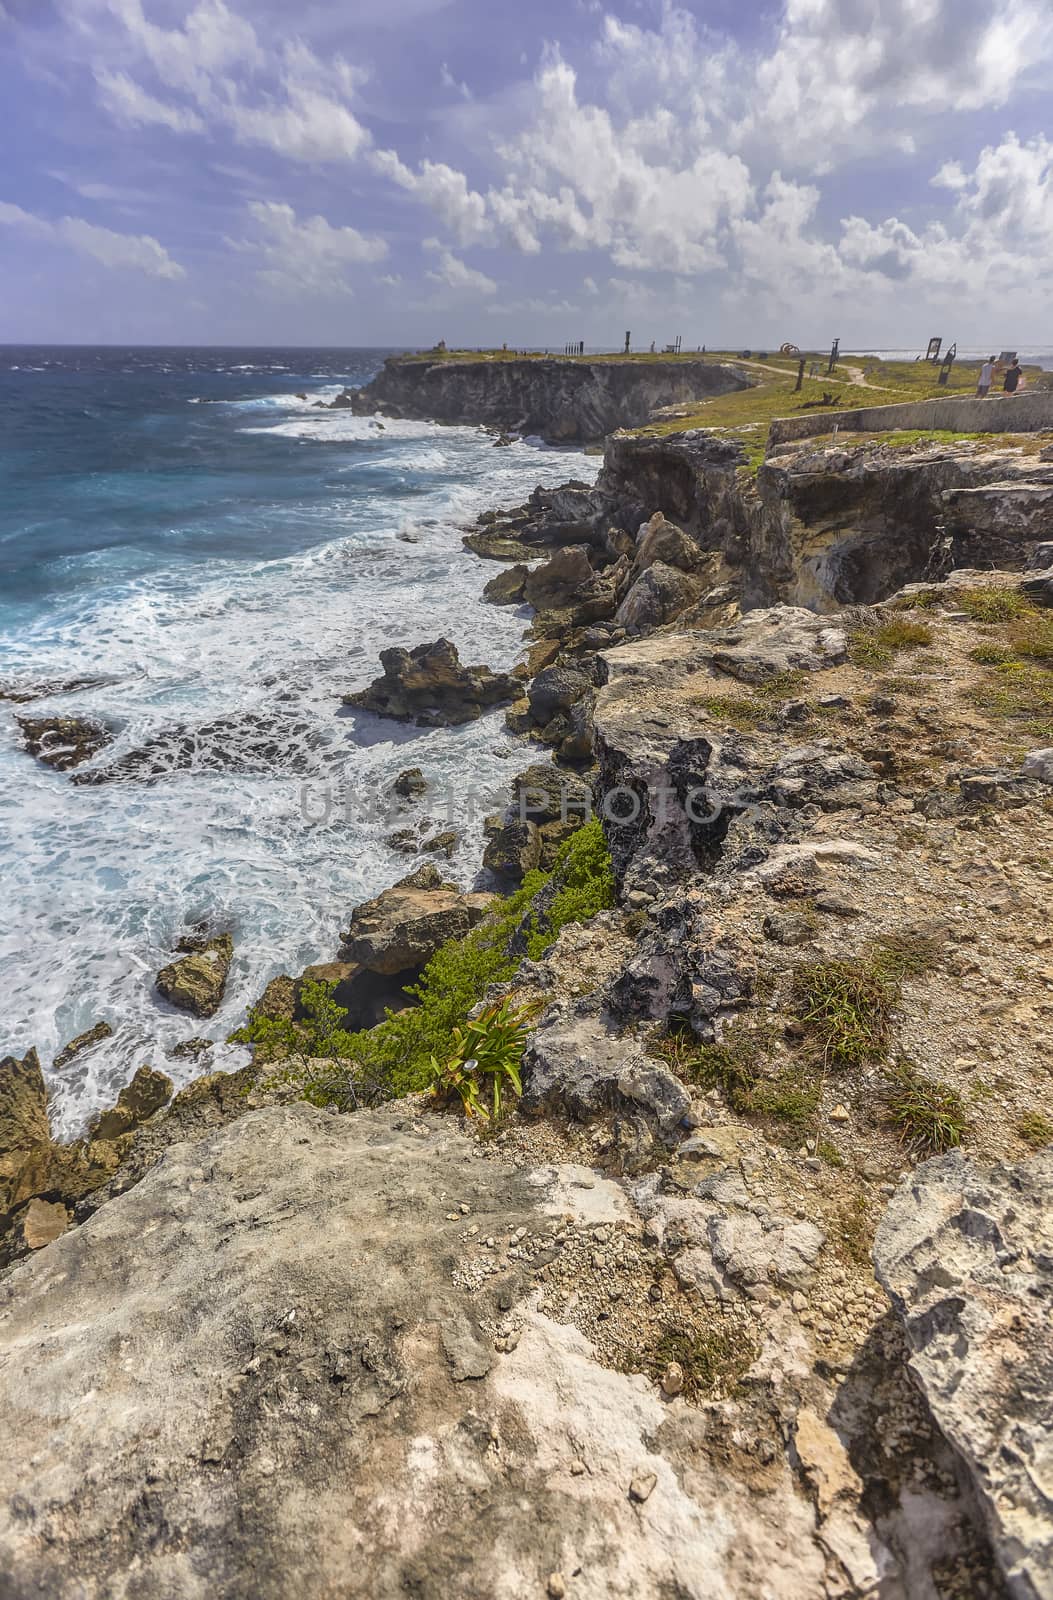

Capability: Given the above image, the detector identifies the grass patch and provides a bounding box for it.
[969,642,1017,665]
[871,931,944,983]
[848,618,934,668]
[638,1315,759,1400]
[654,1022,819,1133]
[968,661,1053,742]
[886,1061,969,1153]
[1017,1111,1053,1149]
[791,958,895,1068]
[817,1138,845,1168]
[693,669,807,728]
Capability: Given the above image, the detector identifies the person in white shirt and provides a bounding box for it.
[976,357,995,397]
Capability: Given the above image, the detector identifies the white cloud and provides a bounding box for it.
[0,199,185,278]
[237,199,387,294]
[88,0,371,164]
[425,246,497,296]
[94,67,205,132]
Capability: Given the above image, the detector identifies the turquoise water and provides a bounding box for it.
[0,347,595,1130]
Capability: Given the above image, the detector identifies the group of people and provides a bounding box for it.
[976,355,1024,396]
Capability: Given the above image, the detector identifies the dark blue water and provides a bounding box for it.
[0,346,595,1129]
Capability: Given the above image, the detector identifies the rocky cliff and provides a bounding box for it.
[346,355,753,443]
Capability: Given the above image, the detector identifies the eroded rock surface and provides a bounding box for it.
[344,637,519,727]
[156,932,234,1017]
[875,1151,1053,1600]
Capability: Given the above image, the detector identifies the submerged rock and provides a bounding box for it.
[392,766,428,800]
[155,932,234,1018]
[344,638,520,727]
[15,714,111,772]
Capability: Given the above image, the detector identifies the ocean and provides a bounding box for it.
[0,347,596,1133]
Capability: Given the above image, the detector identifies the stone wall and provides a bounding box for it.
[768,391,1053,449]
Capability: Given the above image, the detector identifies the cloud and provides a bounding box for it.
[87,0,371,164]
[0,200,185,278]
[425,245,497,295]
[237,199,387,294]
[94,66,205,132]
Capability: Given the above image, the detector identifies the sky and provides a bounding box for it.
[2,0,1053,348]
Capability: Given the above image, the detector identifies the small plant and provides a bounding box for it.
[871,930,943,982]
[791,958,894,1068]
[955,586,1027,623]
[849,618,933,668]
[1017,1111,1053,1149]
[885,1061,968,1153]
[426,997,535,1123]
[969,642,1016,666]
[817,1138,844,1168]
[639,1315,758,1399]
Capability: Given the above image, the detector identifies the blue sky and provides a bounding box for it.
[2,0,1053,347]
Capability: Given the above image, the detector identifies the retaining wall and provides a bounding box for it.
[767,391,1053,450]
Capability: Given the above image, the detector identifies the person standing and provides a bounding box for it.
[976,356,995,397]
[1003,358,1023,394]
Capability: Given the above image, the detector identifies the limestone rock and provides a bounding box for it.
[874,1150,1053,1600]
[633,511,703,575]
[392,766,427,800]
[483,817,542,881]
[15,714,111,772]
[522,545,594,610]
[510,763,591,826]
[1022,747,1053,784]
[482,564,528,605]
[0,1101,833,1600]
[90,1066,173,1141]
[527,665,591,725]
[0,1048,51,1217]
[53,1021,112,1071]
[614,560,703,635]
[155,933,233,1018]
[344,638,519,727]
[522,1006,689,1132]
[340,876,474,976]
[21,1197,69,1250]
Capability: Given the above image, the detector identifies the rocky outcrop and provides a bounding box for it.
[155,932,233,1017]
[339,864,488,975]
[71,709,324,785]
[347,355,753,444]
[875,1150,1053,1600]
[15,714,111,772]
[345,638,519,727]
[392,766,428,800]
[0,1100,849,1600]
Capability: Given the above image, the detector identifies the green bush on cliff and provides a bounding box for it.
[240,820,615,1104]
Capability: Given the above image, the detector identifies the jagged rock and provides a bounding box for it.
[15,714,111,772]
[527,665,591,725]
[521,1006,689,1133]
[89,1066,173,1141]
[386,825,422,853]
[482,565,528,605]
[1022,747,1053,784]
[1025,541,1053,571]
[392,766,427,800]
[0,1049,51,1218]
[155,933,233,1018]
[483,817,542,881]
[875,1150,1053,1600]
[421,828,459,859]
[510,763,592,826]
[340,872,478,976]
[53,1021,113,1071]
[344,638,519,727]
[633,511,703,575]
[607,895,753,1038]
[522,545,595,610]
[21,1197,69,1250]
[614,561,703,635]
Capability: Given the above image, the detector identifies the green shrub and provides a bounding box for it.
[229,978,391,1110]
[1017,1111,1053,1149]
[233,820,615,1104]
[426,996,535,1122]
